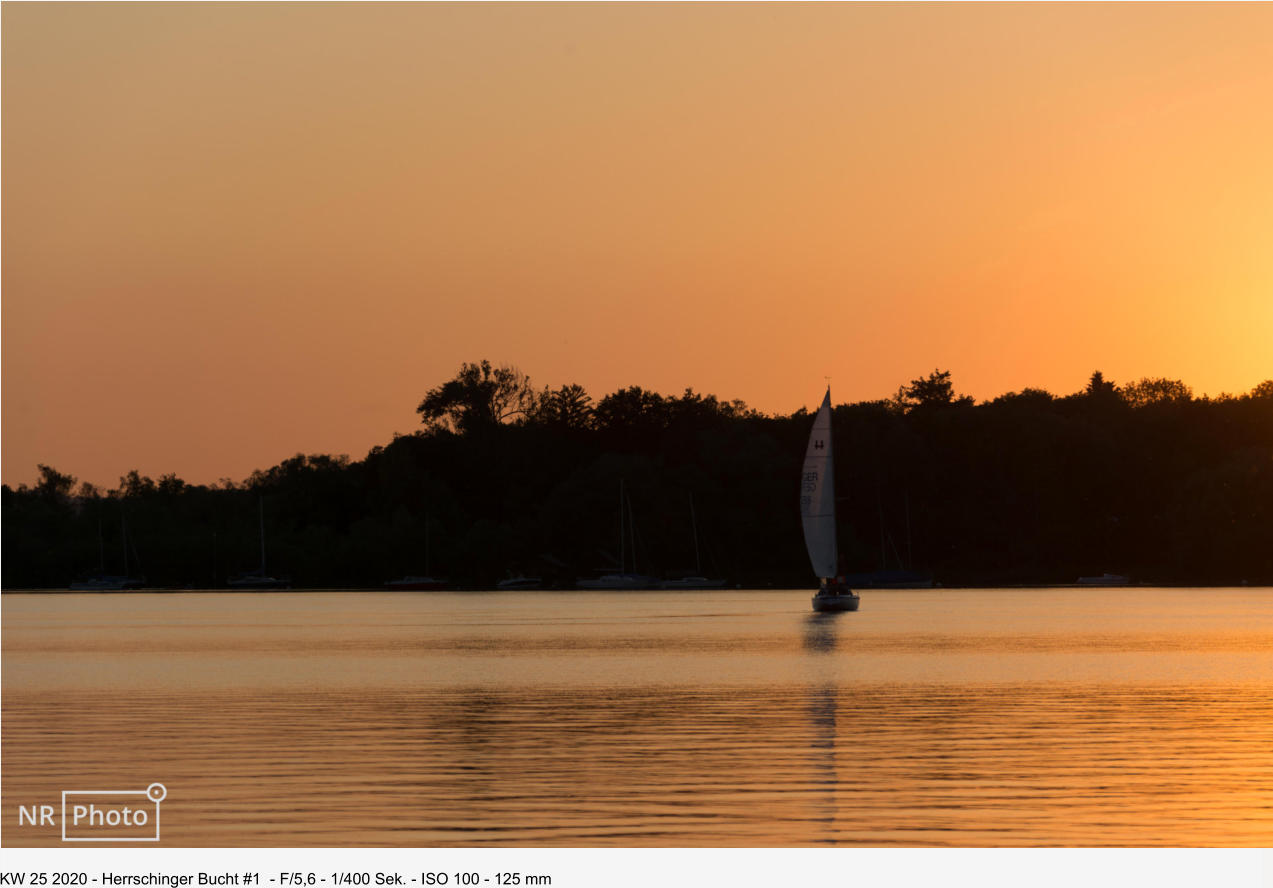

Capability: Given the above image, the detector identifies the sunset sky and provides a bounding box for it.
[4,3,1272,488]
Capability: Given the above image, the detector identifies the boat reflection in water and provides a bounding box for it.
[803,613,842,840]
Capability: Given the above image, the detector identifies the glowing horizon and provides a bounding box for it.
[4,3,1271,488]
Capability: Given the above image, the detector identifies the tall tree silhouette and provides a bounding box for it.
[532,384,594,430]
[900,369,971,411]
[1122,377,1192,408]
[417,360,538,434]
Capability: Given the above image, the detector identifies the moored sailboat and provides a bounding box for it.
[385,513,447,590]
[70,516,145,591]
[577,479,657,589]
[228,498,291,589]
[384,575,447,590]
[802,389,859,612]
[496,575,543,590]
[659,493,726,589]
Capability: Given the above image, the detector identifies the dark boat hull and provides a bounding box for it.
[812,586,860,612]
[227,574,292,590]
[812,594,859,612]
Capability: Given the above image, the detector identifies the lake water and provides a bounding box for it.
[3,587,1271,847]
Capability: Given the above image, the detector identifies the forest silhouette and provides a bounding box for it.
[4,364,1272,589]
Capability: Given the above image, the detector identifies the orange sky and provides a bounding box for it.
[4,3,1272,488]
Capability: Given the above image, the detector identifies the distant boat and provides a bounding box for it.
[226,570,292,590]
[659,493,726,589]
[70,516,145,591]
[659,576,727,590]
[802,389,859,613]
[70,575,146,591]
[577,479,657,590]
[385,575,448,590]
[386,514,447,590]
[228,498,291,590]
[497,575,542,590]
[1077,573,1130,586]
[577,573,658,590]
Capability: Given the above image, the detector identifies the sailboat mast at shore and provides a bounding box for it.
[259,497,267,576]
[227,496,291,589]
[576,479,657,589]
[385,512,449,590]
[69,513,146,591]
[658,492,726,589]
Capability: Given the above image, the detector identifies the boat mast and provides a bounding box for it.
[690,493,702,575]
[878,496,887,571]
[628,491,637,576]
[259,497,267,575]
[905,489,913,570]
[619,479,625,575]
[825,386,837,580]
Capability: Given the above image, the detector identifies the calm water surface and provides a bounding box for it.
[3,588,1272,846]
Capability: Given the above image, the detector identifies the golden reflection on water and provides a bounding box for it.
[3,589,1272,846]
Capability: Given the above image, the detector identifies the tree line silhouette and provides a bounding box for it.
[4,363,1271,589]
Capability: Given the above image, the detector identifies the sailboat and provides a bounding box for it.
[802,389,859,612]
[577,479,657,589]
[70,516,146,590]
[659,493,726,589]
[227,498,291,589]
[386,514,448,590]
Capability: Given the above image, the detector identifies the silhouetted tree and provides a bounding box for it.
[593,386,672,445]
[117,470,156,498]
[990,387,1056,407]
[35,464,77,503]
[532,383,594,430]
[417,360,538,434]
[157,474,187,496]
[900,369,972,411]
[1085,371,1119,396]
[1122,377,1192,408]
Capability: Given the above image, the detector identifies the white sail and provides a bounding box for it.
[800,390,838,580]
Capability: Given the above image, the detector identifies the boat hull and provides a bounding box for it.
[227,574,292,590]
[812,591,860,612]
[69,576,146,591]
[658,577,727,589]
[1077,573,1130,586]
[576,574,658,590]
[496,578,542,590]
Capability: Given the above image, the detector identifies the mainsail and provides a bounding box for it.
[800,390,838,580]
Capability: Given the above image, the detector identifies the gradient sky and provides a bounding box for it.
[4,3,1272,488]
